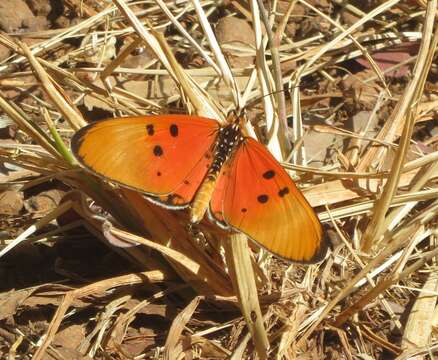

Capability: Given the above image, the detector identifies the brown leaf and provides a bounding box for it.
[216,16,255,67]
[0,189,23,215]
[0,288,34,320]
[24,189,65,218]
[49,347,92,360]
[341,70,380,109]
[21,285,91,309]
[53,324,87,350]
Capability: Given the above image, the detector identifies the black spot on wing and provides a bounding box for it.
[146,124,154,136]
[278,187,290,197]
[170,124,178,137]
[263,170,275,179]
[257,194,269,203]
[156,171,161,176]
[153,145,163,156]
[241,208,247,213]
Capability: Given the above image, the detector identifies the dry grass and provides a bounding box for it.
[0,0,437,359]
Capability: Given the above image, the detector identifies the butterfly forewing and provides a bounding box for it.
[210,138,326,263]
[72,115,219,207]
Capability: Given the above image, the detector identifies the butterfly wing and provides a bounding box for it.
[209,138,327,263]
[72,115,219,207]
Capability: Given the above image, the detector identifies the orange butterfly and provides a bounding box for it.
[71,113,327,263]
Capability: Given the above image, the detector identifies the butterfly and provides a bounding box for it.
[71,113,327,263]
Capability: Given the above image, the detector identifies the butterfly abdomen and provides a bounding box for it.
[190,123,244,223]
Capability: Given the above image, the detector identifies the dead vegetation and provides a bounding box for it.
[0,0,437,359]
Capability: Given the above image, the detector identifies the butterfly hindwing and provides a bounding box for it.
[72,115,219,207]
[210,138,327,263]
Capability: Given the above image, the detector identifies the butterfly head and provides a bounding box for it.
[226,108,248,132]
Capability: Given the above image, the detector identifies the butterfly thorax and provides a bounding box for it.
[208,123,244,179]
[190,123,244,223]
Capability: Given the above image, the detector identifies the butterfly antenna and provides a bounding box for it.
[245,85,301,110]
